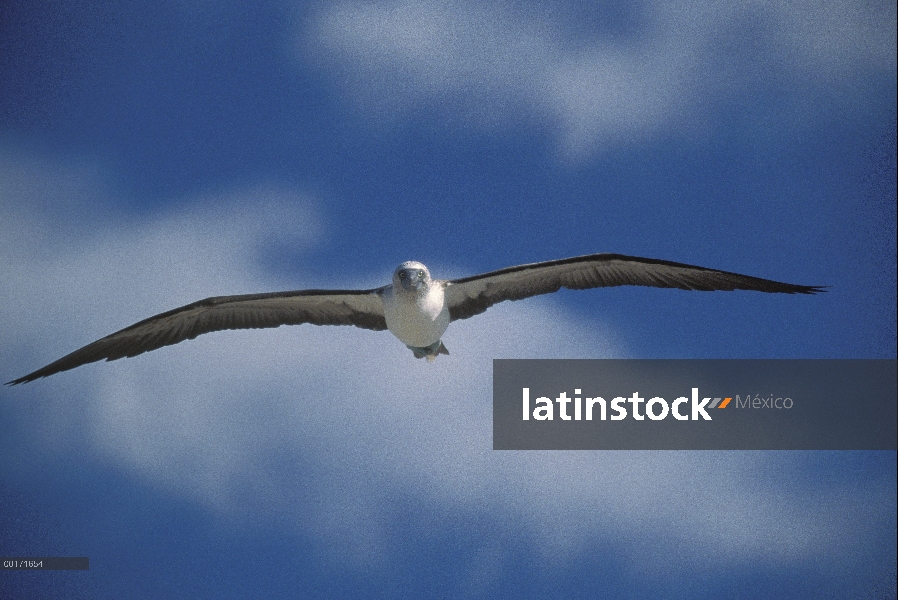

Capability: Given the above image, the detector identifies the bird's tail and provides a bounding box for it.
[408,340,450,362]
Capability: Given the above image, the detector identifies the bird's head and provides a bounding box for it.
[393,261,431,293]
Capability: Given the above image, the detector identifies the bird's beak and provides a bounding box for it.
[400,271,424,292]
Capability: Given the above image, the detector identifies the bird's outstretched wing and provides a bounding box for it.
[8,289,386,385]
[445,253,825,322]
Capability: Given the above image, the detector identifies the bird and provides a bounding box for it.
[7,252,824,384]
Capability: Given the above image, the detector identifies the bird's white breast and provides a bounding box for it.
[382,283,450,347]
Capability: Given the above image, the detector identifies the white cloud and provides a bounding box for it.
[305,0,896,159]
[1,150,889,577]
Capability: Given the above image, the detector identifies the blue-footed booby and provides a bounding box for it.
[7,252,824,384]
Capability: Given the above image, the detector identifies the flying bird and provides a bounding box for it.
[7,253,824,384]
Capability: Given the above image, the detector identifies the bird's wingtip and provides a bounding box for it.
[804,286,829,294]
[6,370,45,386]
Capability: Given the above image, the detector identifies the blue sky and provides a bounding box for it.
[1,1,895,598]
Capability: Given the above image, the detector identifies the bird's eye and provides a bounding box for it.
[398,272,406,278]
[418,270,424,277]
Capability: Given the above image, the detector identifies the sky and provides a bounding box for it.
[1,1,895,598]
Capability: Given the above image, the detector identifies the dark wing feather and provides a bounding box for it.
[8,288,386,384]
[445,253,824,322]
